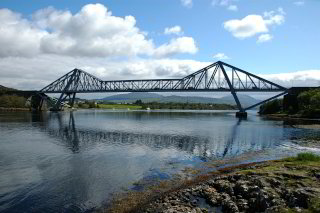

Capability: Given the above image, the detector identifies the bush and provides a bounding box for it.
[0,95,27,108]
[297,89,320,110]
[259,99,283,114]
[286,152,320,162]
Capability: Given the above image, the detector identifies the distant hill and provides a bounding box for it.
[0,85,17,92]
[102,92,162,101]
[101,92,260,108]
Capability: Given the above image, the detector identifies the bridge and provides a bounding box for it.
[23,61,288,117]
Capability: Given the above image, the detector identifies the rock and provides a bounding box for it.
[222,199,239,213]
[234,181,249,197]
[252,178,266,188]
[248,191,270,211]
[202,187,222,206]
[213,180,234,195]
[288,188,315,208]
[267,178,282,187]
[236,198,249,212]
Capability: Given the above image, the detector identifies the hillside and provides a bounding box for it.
[101,92,261,108]
[0,85,17,92]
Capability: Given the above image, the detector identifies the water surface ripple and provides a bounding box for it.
[0,110,319,212]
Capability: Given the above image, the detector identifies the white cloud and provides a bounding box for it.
[0,55,208,90]
[153,37,198,58]
[257,34,273,43]
[224,15,268,39]
[0,53,319,91]
[164,26,183,35]
[294,1,305,6]
[224,8,285,39]
[181,0,193,8]
[227,5,238,11]
[212,0,238,11]
[260,70,320,88]
[213,53,230,60]
[0,4,198,58]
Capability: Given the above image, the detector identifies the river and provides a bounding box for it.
[0,110,319,212]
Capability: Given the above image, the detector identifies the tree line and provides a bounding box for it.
[259,89,320,118]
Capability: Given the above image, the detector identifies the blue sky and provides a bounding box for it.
[0,0,319,90]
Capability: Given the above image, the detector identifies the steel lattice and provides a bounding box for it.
[40,61,288,111]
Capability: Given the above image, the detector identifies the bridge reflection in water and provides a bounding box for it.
[2,110,308,213]
[31,111,284,160]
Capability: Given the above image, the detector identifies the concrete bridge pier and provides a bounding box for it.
[236,111,247,118]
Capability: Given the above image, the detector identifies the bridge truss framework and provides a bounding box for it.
[39,61,288,116]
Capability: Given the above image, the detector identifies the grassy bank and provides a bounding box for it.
[97,104,142,110]
[0,107,29,111]
[104,153,320,213]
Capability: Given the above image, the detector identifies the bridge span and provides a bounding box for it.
[30,61,288,117]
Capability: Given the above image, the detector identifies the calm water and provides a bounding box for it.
[0,110,319,212]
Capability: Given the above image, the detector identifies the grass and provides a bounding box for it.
[97,104,142,109]
[285,152,320,162]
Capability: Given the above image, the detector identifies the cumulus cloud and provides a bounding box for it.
[213,53,230,60]
[164,26,183,35]
[0,4,198,58]
[153,37,198,58]
[223,8,285,39]
[180,0,193,8]
[0,55,208,90]
[257,34,273,43]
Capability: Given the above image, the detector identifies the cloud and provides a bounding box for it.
[164,26,183,35]
[0,55,208,90]
[257,34,273,43]
[153,37,198,58]
[227,5,238,11]
[0,4,198,58]
[212,53,230,60]
[223,8,285,39]
[260,70,320,88]
[294,1,305,6]
[180,0,193,8]
[212,0,238,11]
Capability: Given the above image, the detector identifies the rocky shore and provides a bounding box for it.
[106,154,320,213]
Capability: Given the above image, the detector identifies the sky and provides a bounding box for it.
[0,0,319,92]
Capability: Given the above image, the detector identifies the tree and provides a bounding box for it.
[134,99,143,105]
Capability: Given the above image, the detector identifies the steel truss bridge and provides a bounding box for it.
[38,61,287,116]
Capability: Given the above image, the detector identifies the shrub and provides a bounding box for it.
[286,152,320,162]
[259,99,283,114]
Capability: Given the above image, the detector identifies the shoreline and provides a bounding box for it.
[104,155,320,213]
[261,113,320,122]
[0,107,30,111]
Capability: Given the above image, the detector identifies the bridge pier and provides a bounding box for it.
[236,111,247,118]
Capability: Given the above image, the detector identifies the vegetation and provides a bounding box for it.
[77,101,97,109]
[285,152,320,162]
[97,104,142,109]
[259,99,283,114]
[259,89,320,118]
[76,101,142,109]
[0,95,27,108]
[297,89,320,118]
[135,100,236,110]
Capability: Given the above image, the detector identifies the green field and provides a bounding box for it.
[97,104,142,109]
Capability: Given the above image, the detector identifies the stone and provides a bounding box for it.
[222,199,240,213]
[234,181,249,197]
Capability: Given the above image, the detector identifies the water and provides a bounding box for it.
[0,110,319,212]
